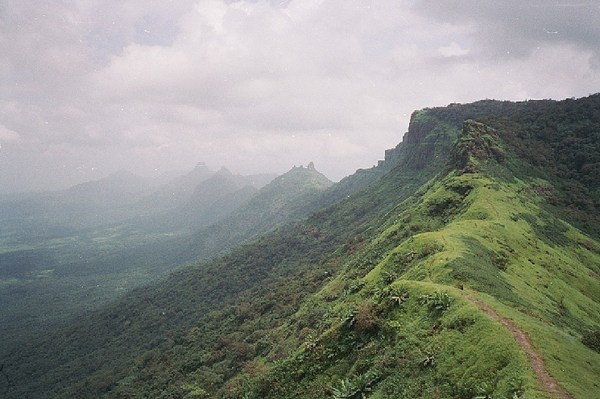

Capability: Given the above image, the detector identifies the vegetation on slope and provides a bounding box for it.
[215,96,600,399]
[0,164,323,353]
[2,95,600,399]
[1,104,445,399]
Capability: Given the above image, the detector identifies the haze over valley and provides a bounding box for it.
[1,2,600,399]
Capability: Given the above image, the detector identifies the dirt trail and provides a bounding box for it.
[466,295,572,399]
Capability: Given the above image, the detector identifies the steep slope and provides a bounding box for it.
[248,97,600,399]
[3,95,600,399]
[199,98,600,399]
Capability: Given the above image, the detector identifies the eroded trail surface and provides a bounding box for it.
[466,295,572,399]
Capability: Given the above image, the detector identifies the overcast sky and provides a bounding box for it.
[1,0,599,193]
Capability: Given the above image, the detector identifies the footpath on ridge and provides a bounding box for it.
[465,294,572,399]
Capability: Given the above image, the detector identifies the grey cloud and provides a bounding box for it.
[1,0,599,193]
[413,1,600,63]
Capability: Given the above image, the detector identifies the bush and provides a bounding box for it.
[331,371,378,399]
[473,381,494,399]
[582,329,600,353]
[353,301,381,335]
[421,291,453,312]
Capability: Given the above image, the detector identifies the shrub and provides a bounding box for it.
[582,329,600,353]
[353,301,381,335]
[331,378,362,399]
[420,291,453,312]
[331,371,378,399]
[507,376,525,398]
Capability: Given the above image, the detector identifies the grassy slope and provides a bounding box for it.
[227,106,600,398]
[211,99,600,399]
[3,96,599,399]
[367,171,600,398]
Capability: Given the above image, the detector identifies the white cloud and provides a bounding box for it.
[0,125,21,142]
[438,42,470,58]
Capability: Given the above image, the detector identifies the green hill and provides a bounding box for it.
[0,164,322,355]
[2,95,600,399]
[165,162,334,264]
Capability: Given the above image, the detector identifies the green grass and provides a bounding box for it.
[225,103,600,398]
[245,280,539,399]
[328,160,600,398]
[472,293,600,398]
[385,171,600,397]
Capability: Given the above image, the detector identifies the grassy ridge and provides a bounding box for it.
[227,110,600,398]
[2,95,599,398]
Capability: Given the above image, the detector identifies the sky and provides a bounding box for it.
[1,0,599,193]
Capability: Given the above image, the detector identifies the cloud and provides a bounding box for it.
[0,125,20,143]
[438,42,470,58]
[412,1,600,63]
[0,0,599,193]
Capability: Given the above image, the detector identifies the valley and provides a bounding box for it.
[1,95,600,398]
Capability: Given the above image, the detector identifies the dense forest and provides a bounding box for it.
[1,95,600,398]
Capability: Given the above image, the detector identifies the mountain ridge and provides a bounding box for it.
[2,95,600,399]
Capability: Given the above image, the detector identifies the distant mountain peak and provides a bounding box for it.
[289,162,320,173]
[185,162,214,179]
[269,163,333,190]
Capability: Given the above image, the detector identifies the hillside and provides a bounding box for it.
[134,162,216,211]
[0,170,160,241]
[2,95,600,399]
[133,165,277,232]
[0,162,331,355]
[183,162,334,251]
[135,169,260,233]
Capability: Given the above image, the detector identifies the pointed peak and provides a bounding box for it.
[288,162,318,173]
[272,162,333,187]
